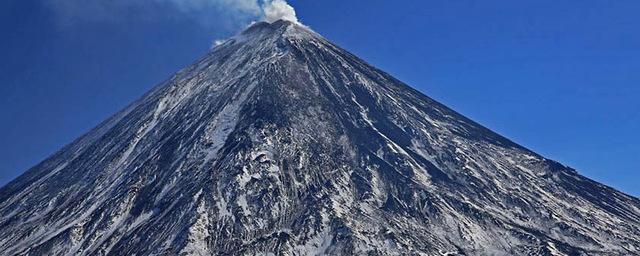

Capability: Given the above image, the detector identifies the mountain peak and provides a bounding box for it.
[232,19,317,42]
[241,19,293,35]
[1,15,639,256]
[269,18,298,28]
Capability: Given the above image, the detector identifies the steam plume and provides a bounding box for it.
[262,0,298,23]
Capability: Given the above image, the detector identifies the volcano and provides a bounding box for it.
[1,20,639,255]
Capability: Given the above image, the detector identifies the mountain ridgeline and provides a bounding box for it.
[1,20,639,255]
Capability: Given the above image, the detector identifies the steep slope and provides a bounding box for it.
[1,20,639,256]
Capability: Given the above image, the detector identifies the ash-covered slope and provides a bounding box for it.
[1,20,639,256]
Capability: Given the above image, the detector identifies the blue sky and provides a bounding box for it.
[1,0,638,196]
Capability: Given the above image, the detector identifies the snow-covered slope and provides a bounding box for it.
[1,20,639,255]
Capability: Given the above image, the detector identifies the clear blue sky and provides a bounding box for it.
[1,0,638,196]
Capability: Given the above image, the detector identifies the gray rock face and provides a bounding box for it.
[1,20,639,256]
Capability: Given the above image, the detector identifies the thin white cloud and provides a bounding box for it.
[211,39,227,49]
[46,0,299,29]
[158,0,261,16]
